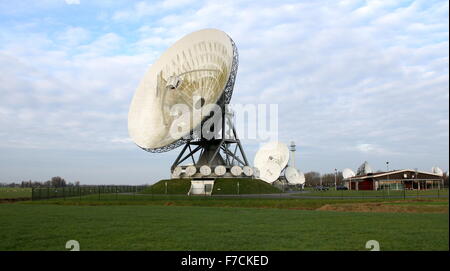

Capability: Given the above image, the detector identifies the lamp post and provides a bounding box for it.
[334,168,337,190]
[386,161,390,193]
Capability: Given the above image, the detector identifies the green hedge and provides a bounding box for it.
[142,178,281,195]
[213,178,281,194]
[142,179,191,194]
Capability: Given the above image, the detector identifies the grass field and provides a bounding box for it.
[0,203,448,251]
[297,188,449,198]
[24,193,449,212]
[0,187,31,199]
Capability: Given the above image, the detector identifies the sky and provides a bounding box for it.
[0,0,448,185]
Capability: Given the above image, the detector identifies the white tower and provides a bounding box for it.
[289,141,296,168]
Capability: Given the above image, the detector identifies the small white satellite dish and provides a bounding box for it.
[257,161,282,183]
[243,166,254,177]
[254,142,290,171]
[298,171,305,185]
[231,165,243,176]
[253,167,260,178]
[285,166,302,184]
[357,161,373,175]
[185,165,197,177]
[214,165,226,176]
[200,165,212,176]
[342,168,356,179]
[172,166,182,178]
[432,166,444,176]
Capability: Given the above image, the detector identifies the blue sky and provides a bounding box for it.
[0,0,448,185]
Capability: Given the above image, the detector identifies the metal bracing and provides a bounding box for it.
[171,105,249,170]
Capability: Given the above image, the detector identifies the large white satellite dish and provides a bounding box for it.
[254,142,290,171]
[285,166,302,184]
[128,28,253,179]
[432,166,444,176]
[342,168,356,179]
[128,28,237,152]
[258,161,282,183]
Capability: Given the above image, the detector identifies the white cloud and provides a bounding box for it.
[0,0,448,183]
[57,26,90,46]
[65,0,80,5]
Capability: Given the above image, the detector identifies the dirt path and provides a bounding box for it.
[316,200,448,213]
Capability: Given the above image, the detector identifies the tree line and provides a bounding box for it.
[0,176,79,188]
[303,171,344,187]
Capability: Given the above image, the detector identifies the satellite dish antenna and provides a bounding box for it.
[128,29,251,178]
[200,165,212,176]
[214,165,226,176]
[185,165,197,177]
[253,167,260,179]
[342,168,356,179]
[243,166,254,177]
[298,171,305,185]
[285,166,302,184]
[357,161,373,175]
[231,165,243,176]
[254,142,290,171]
[258,161,282,183]
[432,166,444,176]
[172,166,182,178]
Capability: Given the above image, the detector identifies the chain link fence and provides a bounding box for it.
[31,186,146,201]
[30,183,448,202]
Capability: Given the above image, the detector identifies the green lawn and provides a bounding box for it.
[0,204,447,251]
[0,187,31,199]
[297,189,448,198]
[26,193,408,209]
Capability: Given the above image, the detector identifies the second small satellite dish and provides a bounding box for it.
[214,165,226,176]
[253,167,260,179]
[200,165,212,176]
[254,142,290,171]
[432,166,444,176]
[172,166,182,178]
[342,168,356,179]
[231,166,243,176]
[285,166,302,184]
[185,165,197,177]
[243,166,254,177]
[298,171,305,185]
